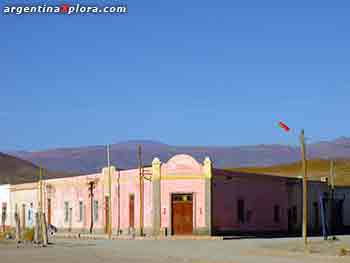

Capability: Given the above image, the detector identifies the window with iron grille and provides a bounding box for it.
[93,200,98,222]
[79,201,84,222]
[64,201,69,223]
[274,205,280,223]
[237,199,245,223]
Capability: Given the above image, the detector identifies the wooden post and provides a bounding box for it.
[41,212,48,246]
[300,129,308,246]
[88,181,94,234]
[330,160,336,238]
[38,166,43,242]
[14,211,21,245]
[34,212,40,244]
[107,144,112,239]
[1,204,6,233]
[330,160,335,190]
[138,145,144,236]
[117,170,120,235]
[39,167,43,214]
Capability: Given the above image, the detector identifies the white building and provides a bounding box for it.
[0,184,11,228]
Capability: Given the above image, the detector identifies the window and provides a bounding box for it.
[129,194,134,228]
[313,202,319,229]
[93,200,98,222]
[28,208,32,222]
[237,199,245,223]
[79,201,84,222]
[246,210,252,223]
[172,194,193,202]
[274,205,280,223]
[64,201,69,223]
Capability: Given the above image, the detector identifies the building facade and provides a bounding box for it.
[329,186,350,233]
[286,179,330,235]
[7,154,350,236]
[8,154,294,236]
[211,169,289,235]
[9,182,38,230]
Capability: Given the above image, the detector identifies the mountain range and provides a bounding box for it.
[0,152,75,185]
[4,137,350,174]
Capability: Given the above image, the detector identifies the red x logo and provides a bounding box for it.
[61,4,69,13]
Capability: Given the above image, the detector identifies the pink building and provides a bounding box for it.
[10,154,289,236]
[211,169,289,235]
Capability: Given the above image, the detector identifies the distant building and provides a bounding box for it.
[211,169,289,235]
[0,184,10,229]
[286,179,329,235]
[9,182,38,230]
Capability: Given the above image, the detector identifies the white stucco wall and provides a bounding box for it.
[10,183,39,228]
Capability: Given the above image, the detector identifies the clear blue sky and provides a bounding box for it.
[1,0,350,150]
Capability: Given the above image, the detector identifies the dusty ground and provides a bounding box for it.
[1,236,350,263]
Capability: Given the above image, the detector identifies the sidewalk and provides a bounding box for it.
[53,232,224,240]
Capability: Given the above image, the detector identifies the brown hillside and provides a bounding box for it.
[227,159,350,186]
[0,152,77,185]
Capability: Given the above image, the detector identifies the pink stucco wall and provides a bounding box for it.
[8,154,293,236]
[46,168,153,233]
[115,168,153,230]
[47,173,101,230]
[159,155,207,231]
[44,154,208,234]
[212,169,289,233]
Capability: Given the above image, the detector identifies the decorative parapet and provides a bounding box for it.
[152,158,161,179]
[203,156,212,235]
[152,157,161,236]
[203,157,212,179]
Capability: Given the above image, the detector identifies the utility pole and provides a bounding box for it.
[330,160,336,239]
[138,145,144,236]
[37,167,48,246]
[35,166,43,244]
[41,168,48,246]
[39,167,43,214]
[88,181,95,234]
[107,144,112,239]
[117,170,120,235]
[300,129,308,246]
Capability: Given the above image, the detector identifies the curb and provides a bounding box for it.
[54,233,224,241]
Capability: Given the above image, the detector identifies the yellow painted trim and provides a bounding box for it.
[204,172,212,179]
[161,175,203,180]
[10,187,37,192]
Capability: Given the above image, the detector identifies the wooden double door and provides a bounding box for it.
[171,194,193,235]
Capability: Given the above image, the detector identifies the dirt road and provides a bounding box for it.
[1,236,350,263]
